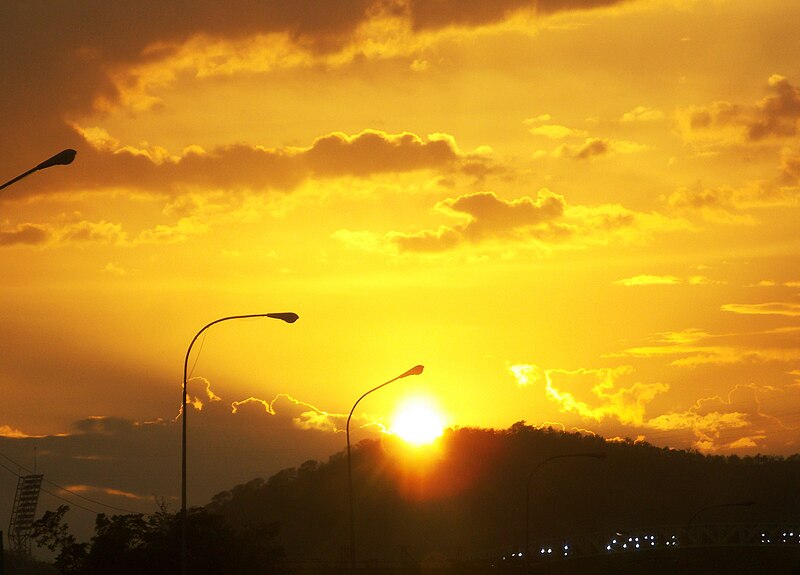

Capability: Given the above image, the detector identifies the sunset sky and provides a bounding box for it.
[1,0,799,533]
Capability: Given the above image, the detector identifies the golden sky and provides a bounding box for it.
[1,0,800,518]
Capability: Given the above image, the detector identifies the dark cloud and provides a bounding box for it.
[687,75,800,142]
[667,183,735,212]
[406,0,632,30]
[304,131,458,177]
[1,0,639,193]
[747,75,800,140]
[0,390,350,544]
[5,131,472,198]
[0,224,50,246]
[72,416,137,436]
[390,226,463,253]
[442,190,566,240]
[390,189,566,252]
[778,149,800,185]
[574,137,610,159]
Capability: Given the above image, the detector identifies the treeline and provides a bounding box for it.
[207,423,800,564]
[28,504,283,575]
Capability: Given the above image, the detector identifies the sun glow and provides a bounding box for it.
[390,398,445,446]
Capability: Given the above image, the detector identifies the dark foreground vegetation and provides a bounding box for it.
[26,504,282,575]
[23,424,800,573]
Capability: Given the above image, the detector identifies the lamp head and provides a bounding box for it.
[400,365,424,378]
[267,312,299,323]
[36,149,77,170]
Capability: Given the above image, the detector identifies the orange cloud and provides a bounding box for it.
[524,115,588,139]
[510,363,669,427]
[360,188,685,255]
[61,129,475,196]
[616,327,800,367]
[184,377,223,413]
[614,274,722,286]
[646,383,800,453]
[665,180,798,220]
[721,302,800,317]
[573,137,610,159]
[1,0,643,184]
[536,137,649,160]
[230,393,342,433]
[0,224,49,246]
[620,106,664,123]
[512,361,800,454]
[406,0,632,31]
[614,274,681,286]
[0,425,35,439]
[779,148,800,184]
[63,484,148,501]
[388,189,566,252]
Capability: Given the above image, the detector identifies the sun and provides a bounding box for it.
[389,397,445,446]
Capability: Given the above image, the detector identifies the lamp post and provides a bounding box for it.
[0,149,77,191]
[524,452,606,562]
[681,500,754,570]
[687,500,755,531]
[180,312,299,575]
[346,364,424,572]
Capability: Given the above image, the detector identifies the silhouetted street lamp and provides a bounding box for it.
[180,312,299,575]
[687,500,755,530]
[524,452,606,562]
[0,149,76,191]
[346,365,424,572]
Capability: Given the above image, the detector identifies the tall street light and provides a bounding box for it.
[524,452,606,562]
[346,364,424,572]
[687,500,755,530]
[180,312,299,575]
[0,149,77,191]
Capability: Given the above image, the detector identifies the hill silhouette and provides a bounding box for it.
[206,423,800,568]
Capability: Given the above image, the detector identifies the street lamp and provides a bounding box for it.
[687,500,755,530]
[0,149,77,191]
[524,452,606,562]
[346,364,424,572]
[180,312,299,575]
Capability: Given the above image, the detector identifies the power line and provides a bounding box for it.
[0,450,140,515]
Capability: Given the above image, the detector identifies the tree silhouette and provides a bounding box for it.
[31,505,284,575]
